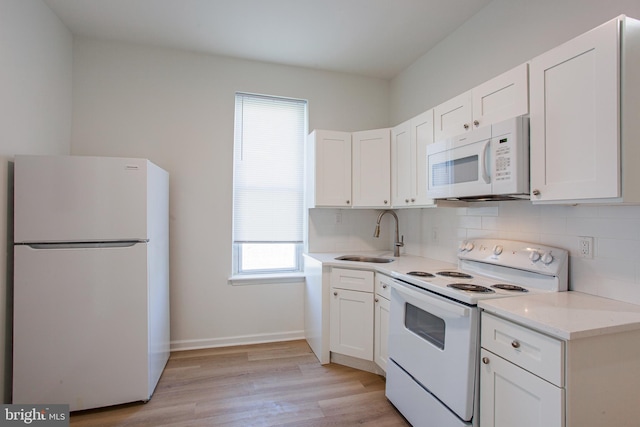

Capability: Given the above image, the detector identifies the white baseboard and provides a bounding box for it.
[170,330,305,352]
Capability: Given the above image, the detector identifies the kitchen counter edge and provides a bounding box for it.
[479,291,640,340]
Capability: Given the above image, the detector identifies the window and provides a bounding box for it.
[232,93,307,276]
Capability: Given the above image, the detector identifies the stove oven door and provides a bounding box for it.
[388,279,479,422]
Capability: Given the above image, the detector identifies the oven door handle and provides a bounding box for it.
[391,281,470,318]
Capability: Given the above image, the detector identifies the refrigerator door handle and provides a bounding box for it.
[21,240,149,250]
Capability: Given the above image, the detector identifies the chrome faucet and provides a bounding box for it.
[373,210,404,257]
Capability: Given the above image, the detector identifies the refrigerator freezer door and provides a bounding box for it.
[14,155,149,243]
[13,243,150,411]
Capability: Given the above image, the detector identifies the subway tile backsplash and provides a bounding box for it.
[308,201,640,305]
[401,201,640,305]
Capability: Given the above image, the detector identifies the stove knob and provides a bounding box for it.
[493,245,503,255]
[458,242,467,252]
[465,242,475,252]
[529,251,541,262]
[541,252,554,265]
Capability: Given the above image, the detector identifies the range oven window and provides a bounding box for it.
[432,155,479,187]
[405,303,446,350]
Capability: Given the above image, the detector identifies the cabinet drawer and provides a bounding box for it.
[375,273,392,300]
[331,268,374,292]
[481,312,564,387]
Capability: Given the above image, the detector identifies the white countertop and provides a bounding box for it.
[479,291,640,340]
[304,251,457,276]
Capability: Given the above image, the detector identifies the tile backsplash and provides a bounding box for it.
[309,201,640,305]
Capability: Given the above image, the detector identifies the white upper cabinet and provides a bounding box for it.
[434,63,529,142]
[472,63,529,129]
[352,128,391,208]
[391,110,436,207]
[434,91,473,141]
[306,130,352,207]
[391,120,411,207]
[529,15,640,203]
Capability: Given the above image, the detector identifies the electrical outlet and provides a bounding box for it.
[578,236,594,259]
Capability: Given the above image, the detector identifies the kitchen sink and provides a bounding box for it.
[335,255,394,263]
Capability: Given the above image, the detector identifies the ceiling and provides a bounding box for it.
[43,0,493,79]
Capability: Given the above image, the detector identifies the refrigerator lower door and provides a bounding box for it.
[13,243,152,411]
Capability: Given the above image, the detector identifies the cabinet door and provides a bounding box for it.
[330,288,374,360]
[472,63,529,129]
[529,18,620,202]
[352,128,391,207]
[411,109,436,207]
[480,349,564,427]
[308,130,352,207]
[434,91,472,141]
[374,295,390,371]
[391,120,412,207]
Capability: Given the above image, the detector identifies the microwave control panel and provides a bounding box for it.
[490,117,529,195]
[494,137,513,182]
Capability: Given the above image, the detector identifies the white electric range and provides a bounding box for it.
[386,238,568,427]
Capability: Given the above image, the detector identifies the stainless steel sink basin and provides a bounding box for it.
[335,255,394,263]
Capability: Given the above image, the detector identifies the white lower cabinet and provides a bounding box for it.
[480,309,640,427]
[330,268,374,360]
[374,273,392,371]
[329,268,392,372]
[480,347,564,427]
[480,312,565,427]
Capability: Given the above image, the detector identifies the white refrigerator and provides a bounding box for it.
[12,155,170,412]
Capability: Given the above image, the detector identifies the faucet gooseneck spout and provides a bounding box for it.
[373,210,404,257]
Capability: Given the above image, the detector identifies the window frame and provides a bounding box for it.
[231,92,308,278]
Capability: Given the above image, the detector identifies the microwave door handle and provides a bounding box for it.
[481,140,491,184]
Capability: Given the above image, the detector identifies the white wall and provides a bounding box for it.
[71,38,390,350]
[390,0,640,305]
[0,0,72,403]
[390,0,640,124]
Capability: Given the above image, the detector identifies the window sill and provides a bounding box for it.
[228,272,305,286]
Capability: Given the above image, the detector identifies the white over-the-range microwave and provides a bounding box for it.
[426,116,529,201]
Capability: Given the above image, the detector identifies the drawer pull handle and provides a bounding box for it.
[482,357,490,364]
[511,340,521,349]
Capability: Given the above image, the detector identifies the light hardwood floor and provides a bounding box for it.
[70,340,410,426]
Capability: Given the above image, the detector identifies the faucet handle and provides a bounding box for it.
[396,235,405,247]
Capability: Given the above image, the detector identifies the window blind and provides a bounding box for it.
[233,93,307,243]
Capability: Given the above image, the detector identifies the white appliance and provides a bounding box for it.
[386,239,568,427]
[427,117,529,201]
[12,155,170,412]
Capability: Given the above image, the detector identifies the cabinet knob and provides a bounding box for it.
[511,340,521,349]
[411,198,415,202]
[405,199,409,203]
[464,123,470,130]
[482,357,490,364]
[382,284,387,289]
[532,189,541,196]
[333,291,338,296]
[384,200,388,204]
[474,120,480,127]
[346,200,351,204]
[375,298,379,303]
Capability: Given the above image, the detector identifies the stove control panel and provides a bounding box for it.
[458,238,568,277]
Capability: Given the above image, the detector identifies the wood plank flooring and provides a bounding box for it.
[70,340,410,426]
